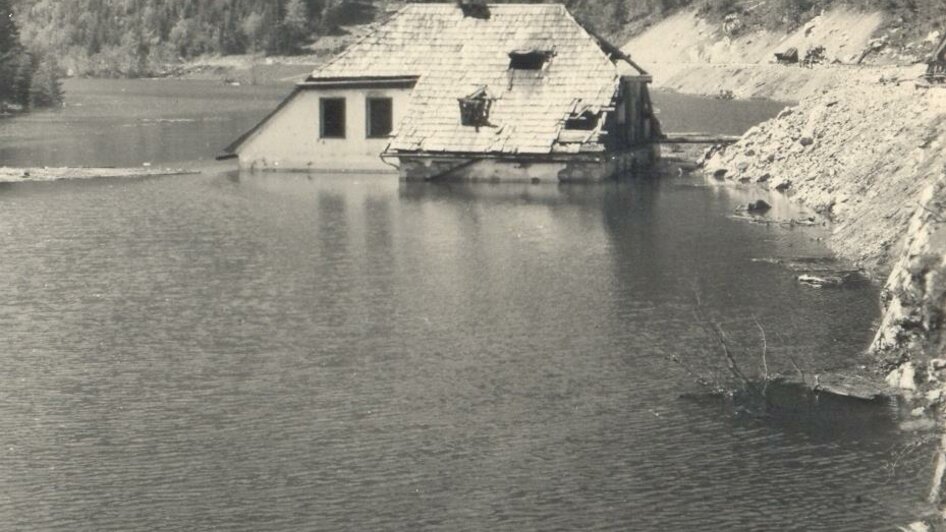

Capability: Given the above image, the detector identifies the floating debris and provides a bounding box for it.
[746,199,772,213]
[798,273,848,288]
[0,167,198,183]
[753,256,859,274]
[729,214,819,226]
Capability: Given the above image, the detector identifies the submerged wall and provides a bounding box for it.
[396,146,658,182]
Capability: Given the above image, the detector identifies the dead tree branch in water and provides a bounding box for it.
[687,288,769,403]
[884,438,937,479]
[789,355,804,379]
[929,434,946,505]
[668,354,722,393]
[755,317,769,396]
[711,320,766,402]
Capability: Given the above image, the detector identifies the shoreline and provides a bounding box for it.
[645,61,924,103]
[1,72,931,526]
[0,166,199,184]
[701,76,946,527]
[154,57,319,86]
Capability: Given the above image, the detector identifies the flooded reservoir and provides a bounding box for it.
[0,79,930,530]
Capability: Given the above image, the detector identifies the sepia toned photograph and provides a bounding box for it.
[2,0,946,529]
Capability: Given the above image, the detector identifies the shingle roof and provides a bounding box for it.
[310,3,644,155]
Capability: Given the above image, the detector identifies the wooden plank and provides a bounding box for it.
[656,132,741,145]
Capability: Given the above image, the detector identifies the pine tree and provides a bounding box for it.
[0,0,30,109]
[241,11,265,52]
[0,0,19,53]
[12,50,32,105]
[29,55,63,108]
[262,3,288,55]
[284,0,310,40]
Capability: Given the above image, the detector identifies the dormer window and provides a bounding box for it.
[458,86,494,129]
[564,110,599,131]
[458,0,490,19]
[509,50,553,70]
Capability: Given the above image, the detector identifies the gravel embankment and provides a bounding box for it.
[705,83,946,279]
[703,79,946,525]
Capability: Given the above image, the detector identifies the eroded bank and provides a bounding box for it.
[703,79,946,526]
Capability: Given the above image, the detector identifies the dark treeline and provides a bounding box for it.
[8,0,946,79]
[13,0,342,77]
[1,0,62,111]
[11,0,694,77]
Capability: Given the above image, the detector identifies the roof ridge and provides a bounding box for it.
[310,4,413,79]
[563,7,647,76]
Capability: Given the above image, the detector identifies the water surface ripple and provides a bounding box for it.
[0,80,928,531]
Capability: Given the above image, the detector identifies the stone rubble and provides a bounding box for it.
[705,83,946,279]
[706,83,946,367]
[704,81,946,521]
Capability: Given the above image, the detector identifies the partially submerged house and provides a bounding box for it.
[221,2,662,181]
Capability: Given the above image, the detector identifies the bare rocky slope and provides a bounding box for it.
[626,5,946,393]
[703,83,946,362]
[705,84,946,278]
[703,81,946,524]
[623,7,936,101]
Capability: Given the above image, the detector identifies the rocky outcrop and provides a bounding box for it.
[703,79,946,523]
[623,8,933,101]
[704,81,946,386]
[705,84,946,277]
[872,177,946,361]
[626,9,886,68]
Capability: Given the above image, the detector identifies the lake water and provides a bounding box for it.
[0,79,929,530]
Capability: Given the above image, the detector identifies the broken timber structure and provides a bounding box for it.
[220,3,662,182]
[774,47,799,65]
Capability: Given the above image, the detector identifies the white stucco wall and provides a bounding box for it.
[237,87,412,173]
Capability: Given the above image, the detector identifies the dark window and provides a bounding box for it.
[458,96,492,128]
[564,110,599,131]
[458,87,495,129]
[458,1,490,19]
[509,51,551,70]
[320,98,346,138]
[366,98,393,138]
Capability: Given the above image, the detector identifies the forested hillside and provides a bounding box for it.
[7,0,694,77]
[7,0,946,78]
[13,0,330,76]
[1,0,61,111]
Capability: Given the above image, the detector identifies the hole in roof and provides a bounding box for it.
[509,50,552,70]
[458,0,490,19]
[564,110,600,131]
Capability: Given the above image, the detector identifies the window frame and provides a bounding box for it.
[563,110,600,131]
[508,50,552,71]
[365,97,394,139]
[458,87,494,129]
[319,97,346,139]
